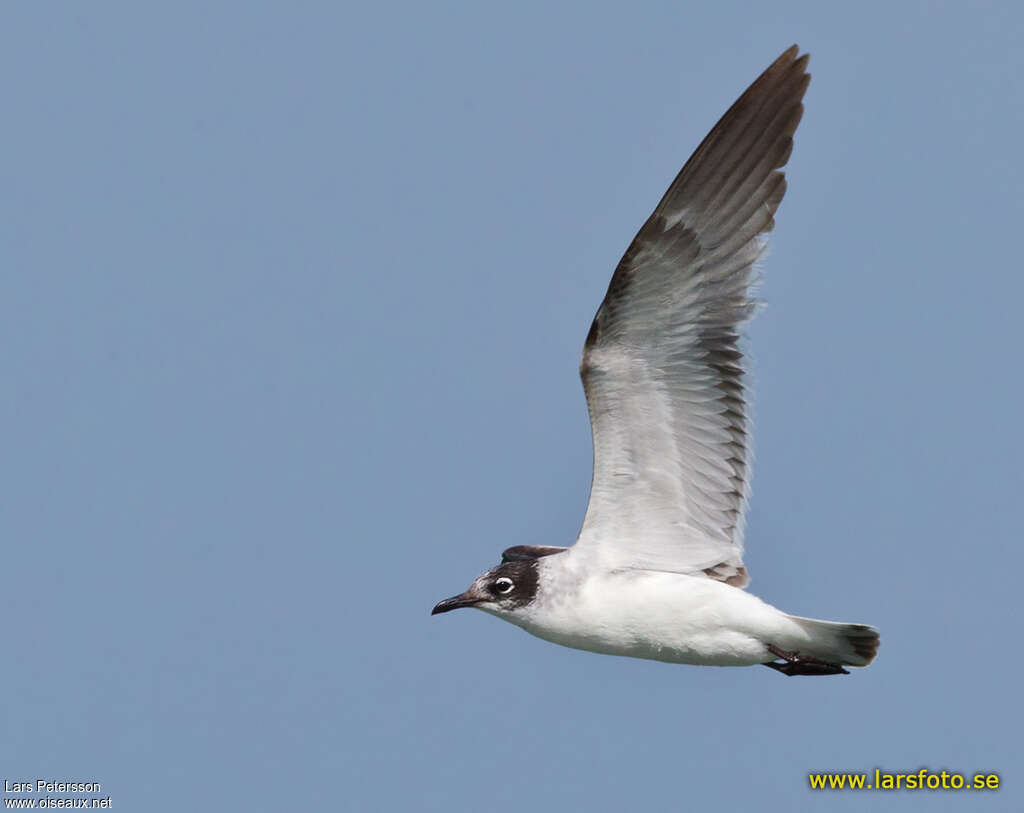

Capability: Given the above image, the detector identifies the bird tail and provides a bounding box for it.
[786,615,880,667]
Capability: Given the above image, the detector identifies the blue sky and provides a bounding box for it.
[2,1,1022,810]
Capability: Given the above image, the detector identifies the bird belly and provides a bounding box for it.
[515,571,794,667]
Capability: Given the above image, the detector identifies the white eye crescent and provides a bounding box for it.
[495,577,514,594]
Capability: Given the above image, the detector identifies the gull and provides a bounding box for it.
[432,46,879,676]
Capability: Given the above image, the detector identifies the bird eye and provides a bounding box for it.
[495,577,514,595]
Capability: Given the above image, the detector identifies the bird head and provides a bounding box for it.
[431,560,539,618]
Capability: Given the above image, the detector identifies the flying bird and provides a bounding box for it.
[432,46,879,676]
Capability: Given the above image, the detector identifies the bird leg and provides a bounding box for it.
[763,644,849,676]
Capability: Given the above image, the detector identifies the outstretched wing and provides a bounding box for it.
[574,46,810,587]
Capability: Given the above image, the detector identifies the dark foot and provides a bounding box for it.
[762,644,849,676]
